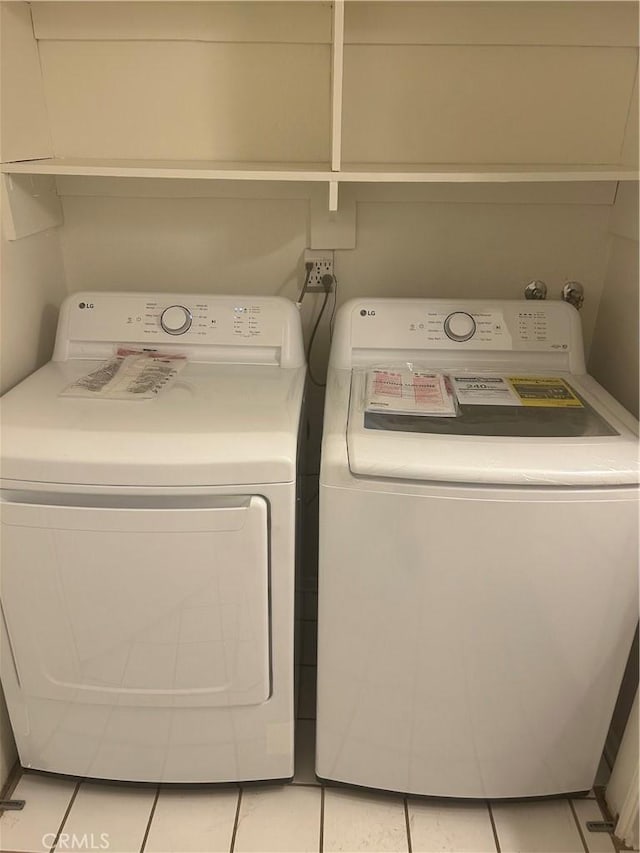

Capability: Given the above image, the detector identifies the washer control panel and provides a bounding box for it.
[348,299,580,354]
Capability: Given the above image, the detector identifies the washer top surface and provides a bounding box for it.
[347,369,639,486]
[327,298,638,487]
[1,292,306,488]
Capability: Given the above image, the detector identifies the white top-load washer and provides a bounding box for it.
[316,298,638,799]
[1,292,305,784]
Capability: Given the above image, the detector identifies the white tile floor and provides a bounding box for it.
[0,765,617,853]
[0,622,621,853]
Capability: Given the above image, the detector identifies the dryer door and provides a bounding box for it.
[1,494,270,708]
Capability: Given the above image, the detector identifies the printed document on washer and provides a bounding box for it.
[451,375,583,408]
[366,368,457,416]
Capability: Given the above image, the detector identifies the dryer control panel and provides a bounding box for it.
[53,293,305,367]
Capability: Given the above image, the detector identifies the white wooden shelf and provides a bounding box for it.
[3,158,637,185]
[0,159,334,182]
[339,163,639,182]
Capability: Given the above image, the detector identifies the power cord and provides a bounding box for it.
[329,273,339,341]
[296,261,314,306]
[298,261,338,387]
[306,283,331,387]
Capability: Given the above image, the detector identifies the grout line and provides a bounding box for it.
[404,796,413,853]
[486,800,502,853]
[569,798,591,853]
[49,780,81,853]
[319,785,325,853]
[139,785,160,853]
[229,787,243,853]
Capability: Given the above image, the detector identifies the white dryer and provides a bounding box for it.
[316,298,638,799]
[1,292,305,783]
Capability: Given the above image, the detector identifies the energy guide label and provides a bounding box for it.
[451,375,584,408]
[452,376,520,406]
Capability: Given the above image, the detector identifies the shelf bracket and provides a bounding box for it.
[310,183,355,249]
[329,181,339,212]
[1,173,63,240]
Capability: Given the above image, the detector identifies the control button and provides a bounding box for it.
[444,312,476,342]
[160,305,192,335]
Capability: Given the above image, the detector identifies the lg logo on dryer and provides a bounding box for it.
[360,309,376,317]
[78,302,95,309]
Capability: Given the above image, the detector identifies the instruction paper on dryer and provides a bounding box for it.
[60,349,187,400]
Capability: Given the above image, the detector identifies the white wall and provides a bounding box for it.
[54,181,616,359]
[29,1,638,168]
[0,228,67,393]
[31,1,332,163]
[607,690,639,850]
[589,182,639,418]
[0,224,67,791]
[589,181,639,775]
[0,3,51,163]
[1,0,64,791]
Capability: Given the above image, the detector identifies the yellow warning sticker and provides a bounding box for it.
[507,377,583,408]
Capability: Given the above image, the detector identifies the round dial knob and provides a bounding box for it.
[160,305,192,335]
[444,311,476,342]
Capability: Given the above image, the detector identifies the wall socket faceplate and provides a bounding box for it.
[304,249,334,291]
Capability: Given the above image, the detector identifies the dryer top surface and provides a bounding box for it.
[2,360,306,487]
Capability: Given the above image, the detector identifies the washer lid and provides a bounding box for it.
[347,370,639,486]
[1,360,305,487]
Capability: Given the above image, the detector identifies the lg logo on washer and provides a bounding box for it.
[78,302,95,309]
[360,309,376,317]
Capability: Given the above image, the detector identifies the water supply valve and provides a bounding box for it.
[524,280,547,300]
[561,281,585,310]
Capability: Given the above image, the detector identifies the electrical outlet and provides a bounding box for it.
[304,249,334,292]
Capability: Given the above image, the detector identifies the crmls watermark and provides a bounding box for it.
[42,833,110,850]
